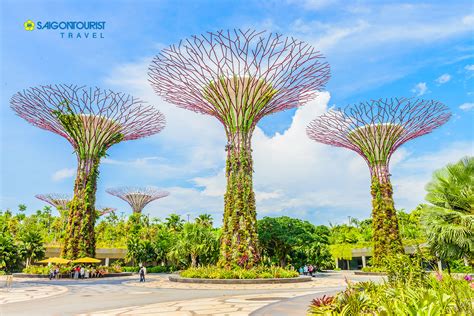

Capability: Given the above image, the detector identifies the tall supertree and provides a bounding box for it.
[11,84,166,258]
[306,98,451,264]
[106,187,169,214]
[35,193,71,212]
[149,29,330,267]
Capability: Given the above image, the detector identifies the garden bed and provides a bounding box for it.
[169,275,311,284]
[354,271,387,276]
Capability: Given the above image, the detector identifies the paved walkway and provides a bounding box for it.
[0,282,68,305]
[1,273,382,315]
[79,291,323,316]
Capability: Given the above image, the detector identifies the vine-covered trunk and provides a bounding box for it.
[219,132,260,268]
[370,164,404,265]
[62,157,99,258]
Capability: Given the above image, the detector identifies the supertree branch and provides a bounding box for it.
[307,97,451,264]
[149,29,330,268]
[106,187,170,214]
[11,84,166,259]
[35,193,71,211]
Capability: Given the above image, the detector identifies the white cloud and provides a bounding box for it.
[52,168,75,182]
[435,73,451,84]
[411,82,429,96]
[465,64,474,71]
[459,102,474,111]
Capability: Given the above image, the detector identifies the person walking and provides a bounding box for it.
[80,266,85,279]
[49,267,54,280]
[308,264,314,277]
[303,265,308,276]
[74,266,79,279]
[139,266,146,282]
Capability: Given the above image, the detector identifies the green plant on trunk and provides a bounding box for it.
[370,176,404,265]
[203,76,277,268]
[53,104,124,258]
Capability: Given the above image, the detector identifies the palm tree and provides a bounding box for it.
[19,231,45,267]
[195,214,213,228]
[165,213,184,231]
[169,223,216,267]
[422,156,474,262]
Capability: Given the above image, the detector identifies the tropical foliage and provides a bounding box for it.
[309,255,474,315]
[421,156,473,262]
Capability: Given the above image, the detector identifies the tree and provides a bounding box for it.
[258,216,316,267]
[307,98,450,265]
[19,231,45,267]
[0,233,23,272]
[169,223,218,267]
[11,85,166,258]
[107,187,169,214]
[149,29,330,268]
[422,156,474,261]
[165,213,184,231]
[195,214,213,228]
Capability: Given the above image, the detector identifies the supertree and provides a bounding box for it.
[149,29,330,267]
[35,193,71,211]
[106,187,169,214]
[306,98,451,264]
[11,84,166,258]
[97,207,116,217]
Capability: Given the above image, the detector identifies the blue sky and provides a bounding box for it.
[1,0,473,225]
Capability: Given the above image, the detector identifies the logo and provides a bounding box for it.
[24,20,35,31]
[23,19,106,39]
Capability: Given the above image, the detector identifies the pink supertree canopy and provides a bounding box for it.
[306,98,451,181]
[35,193,71,211]
[148,29,330,130]
[106,187,170,214]
[10,84,166,147]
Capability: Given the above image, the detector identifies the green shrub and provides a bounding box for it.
[383,254,426,285]
[122,265,176,273]
[308,272,474,315]
[361,266,386,273]
[180,265,299,279]
[22,265,50,275]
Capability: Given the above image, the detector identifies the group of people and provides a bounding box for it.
[299,264,316,277]
[70,266,104,279]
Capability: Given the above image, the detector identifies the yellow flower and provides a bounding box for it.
[24,20,35,31]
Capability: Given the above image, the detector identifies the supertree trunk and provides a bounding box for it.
[370,165,403,265]
[63,156,100,258]
[220,131,259,268]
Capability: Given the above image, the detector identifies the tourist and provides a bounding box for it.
[308,264,314,277]
[298,266,304,275]
[74,266,79,279]
[303,265,308,276]
[85,268,90,279]
[80,266,85,279]
[49,267,54,280]
[139,266,146,282]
